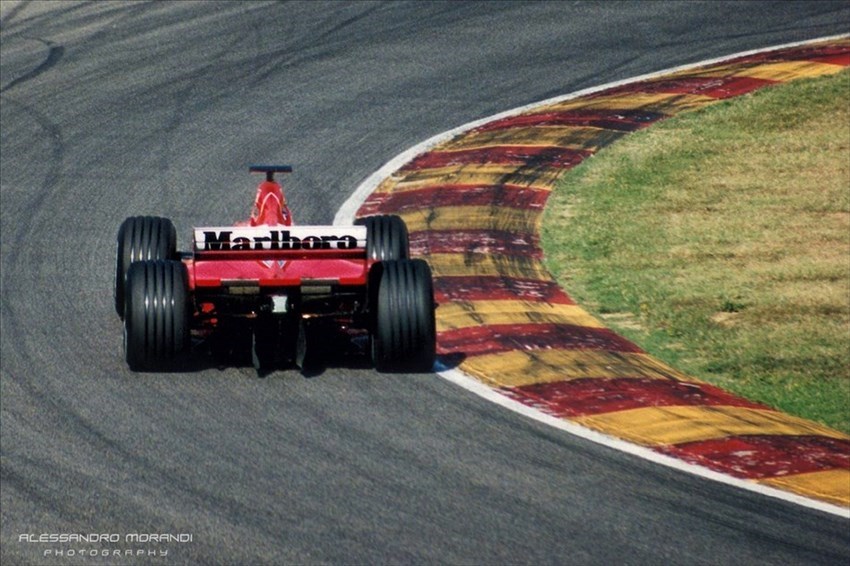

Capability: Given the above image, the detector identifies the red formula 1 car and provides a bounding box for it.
[114,165,436,373]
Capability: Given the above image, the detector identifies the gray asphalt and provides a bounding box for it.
[2,1,849,564]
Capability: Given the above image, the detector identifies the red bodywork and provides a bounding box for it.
[190,252,368,290]
[250,178,293,227]
[181,170,372,331]
[185,174,370,290]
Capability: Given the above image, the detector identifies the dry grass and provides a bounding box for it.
[543,69,850,433]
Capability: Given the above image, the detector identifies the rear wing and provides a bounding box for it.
[193,225,368,259]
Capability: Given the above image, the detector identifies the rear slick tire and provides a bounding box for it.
[115,216,177,318]
[371,259,436,373]
[124,260,190,371]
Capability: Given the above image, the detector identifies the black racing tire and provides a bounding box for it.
[355,215,410,262]
[124,260,190,371]
[115,216,177,318]
[371,259,436,372]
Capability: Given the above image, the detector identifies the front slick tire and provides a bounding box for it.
[115,216,177,318]
[372,259,436,373]
[356,215,410,262]
[124,260,190,371]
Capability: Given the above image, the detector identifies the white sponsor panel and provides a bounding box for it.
[194,225,367,252]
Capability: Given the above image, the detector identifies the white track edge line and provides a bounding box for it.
[335,33,849,225]
[334,34,850,519]
[438,366,850,518]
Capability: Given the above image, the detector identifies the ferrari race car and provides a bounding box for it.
[114,165,436,373]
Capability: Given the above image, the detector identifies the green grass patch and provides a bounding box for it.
[542,69,850,434]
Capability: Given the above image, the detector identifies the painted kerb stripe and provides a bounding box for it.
[336,36,850,516]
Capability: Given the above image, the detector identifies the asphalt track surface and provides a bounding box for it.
[1,1,849,564]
